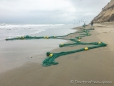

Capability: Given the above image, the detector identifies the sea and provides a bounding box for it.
[0,24,77,40]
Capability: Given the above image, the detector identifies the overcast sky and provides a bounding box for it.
[0,0,111,24]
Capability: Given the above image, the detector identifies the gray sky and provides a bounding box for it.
[0,0,111,24]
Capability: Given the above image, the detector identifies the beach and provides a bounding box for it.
[0,23,114,86]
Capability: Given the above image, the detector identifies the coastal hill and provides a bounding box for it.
[93,0,114,22]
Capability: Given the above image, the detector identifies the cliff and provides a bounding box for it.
[93,0,114,22]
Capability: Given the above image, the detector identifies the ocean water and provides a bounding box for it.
[0,24,77,40]
[0,24,77,73]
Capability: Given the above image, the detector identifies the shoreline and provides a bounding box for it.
[0,25,74,74]
[0,25,76,74]
[0,23,114,86]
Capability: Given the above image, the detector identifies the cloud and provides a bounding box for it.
[0,0,111,24]
[0,0,76,13]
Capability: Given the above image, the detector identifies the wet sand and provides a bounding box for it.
[0,39,67,73]
[0,23,114,86]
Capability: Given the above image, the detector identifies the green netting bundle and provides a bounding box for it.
[5,35,66,41]
[42,53,59,67]
[59,42,105,47]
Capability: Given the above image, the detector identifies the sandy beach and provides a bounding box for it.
[0,23,114,86]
